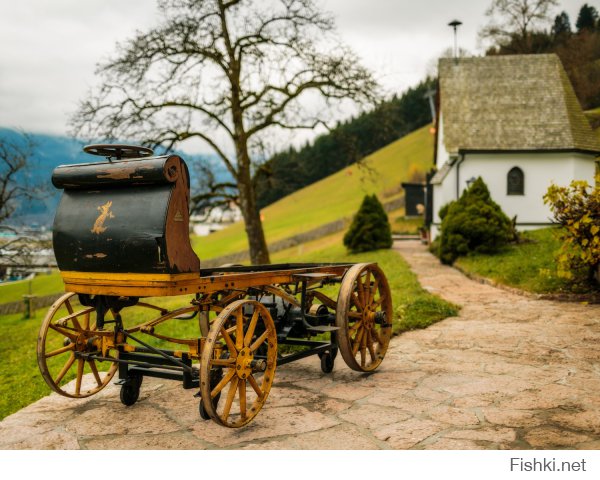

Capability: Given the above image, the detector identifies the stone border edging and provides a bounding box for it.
[0,292,64,316]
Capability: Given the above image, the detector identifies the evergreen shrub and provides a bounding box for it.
[344,195,392,253]
[439,177,512,264]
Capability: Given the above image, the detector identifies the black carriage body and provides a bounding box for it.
[52,155,200,274]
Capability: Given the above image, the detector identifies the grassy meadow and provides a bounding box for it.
[192,124,433,260]
[454,227,598,295]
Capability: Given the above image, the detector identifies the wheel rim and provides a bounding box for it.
[200,299,277,428]
[336,263,392,372]
[37,293,118,398]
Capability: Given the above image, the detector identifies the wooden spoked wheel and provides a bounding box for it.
[200,299,277,428]
[336,263,392,372]
[37,293,118,398]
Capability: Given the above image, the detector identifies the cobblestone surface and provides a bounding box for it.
[2,240,600,449]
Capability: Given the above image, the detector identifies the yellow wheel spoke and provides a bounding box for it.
[235,309,244,350]
[239,380,247,420]
[249,330,269,352]
[219,327,237,356]
[49,323,78,340]
[221,378,238,422]
[248,374,263,398]
[348,311,362,320]
[372,277,379,302]
[364,270,372,306]
[45,343,75,358]
[211,369,235,399]
[349,320,362,333]
[244,310,260,347]
[88,359,102,387]
[371,326,383,346]
[360,330,368,367]
[54,352,76,384]
[367,329,377,362]
[84,311,90,330]
[65,299,74,315]
[356,277,365,308]
[360,346,367,368]
[351,292,363,311]
[352,327,364,356]
[75,358,85,395]
[373,295,386,307]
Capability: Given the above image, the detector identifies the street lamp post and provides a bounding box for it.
[448,19,462,59]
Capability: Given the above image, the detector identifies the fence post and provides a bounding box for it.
[22,294,36,319]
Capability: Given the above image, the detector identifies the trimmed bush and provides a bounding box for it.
[344,194,392,253]
[439,177,513,264]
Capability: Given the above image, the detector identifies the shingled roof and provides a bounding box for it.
[439,54,600,154]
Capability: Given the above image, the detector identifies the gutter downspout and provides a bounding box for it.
[455,153,465,199]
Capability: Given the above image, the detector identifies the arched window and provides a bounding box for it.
[507,167,524,195]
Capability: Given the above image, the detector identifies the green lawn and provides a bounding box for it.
[192,124,434,260]
[454,227,597,294]
[0,272,63,304]
[0,241,456,420]
[272,238,458,333]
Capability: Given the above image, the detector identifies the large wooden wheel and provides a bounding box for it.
[200,299,277,428]
[336,263,392,372]
[37,293,118,398]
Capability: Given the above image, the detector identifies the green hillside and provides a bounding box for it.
[193,124,434,260]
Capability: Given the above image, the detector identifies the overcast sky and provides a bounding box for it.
[0,0,587,152]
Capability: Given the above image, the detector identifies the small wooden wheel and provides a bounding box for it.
[335,263,392,372]
[37,293,118,398]
[200,299,277,428]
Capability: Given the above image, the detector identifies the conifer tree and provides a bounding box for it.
[439,178,513,264]
[576,4,599,32]
[343,195,392,253]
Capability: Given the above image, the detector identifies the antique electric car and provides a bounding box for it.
[37,144,392,428]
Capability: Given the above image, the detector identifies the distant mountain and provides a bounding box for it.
[0,129,231,228]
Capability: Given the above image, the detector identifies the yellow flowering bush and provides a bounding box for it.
[544,175,600,282]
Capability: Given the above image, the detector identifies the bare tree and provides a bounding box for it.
[71,0,378,264]
[480,0,558,51]
[0,131,42,272]
[0,132,36,225]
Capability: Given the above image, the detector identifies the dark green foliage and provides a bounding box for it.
[254,78,436,208]
[438,202,451,222]
[552,11,572,38]
[438,178,513,265]
[343,195,392,253]
[576,4,599,32]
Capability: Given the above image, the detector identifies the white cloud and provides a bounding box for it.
[0,0,586,151]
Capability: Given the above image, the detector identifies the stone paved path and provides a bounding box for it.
[2,240,600,449]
